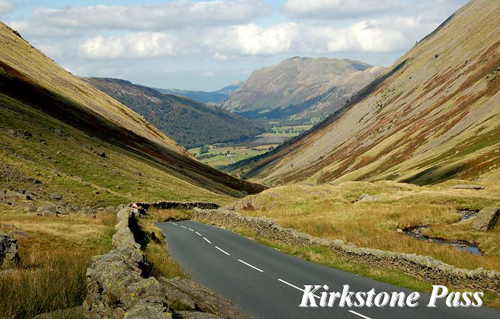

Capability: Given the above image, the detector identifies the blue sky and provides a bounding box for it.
[1,0,468,91]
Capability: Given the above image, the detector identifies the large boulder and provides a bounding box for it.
[167,277,252,319]
[49,192,62,200]
[471,207,500,231]
[0,233,20,267]
[37,204,57,217]
[4,191,29,200]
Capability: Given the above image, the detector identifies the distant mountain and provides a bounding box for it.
[156,81,243,104]
[217,81,244,95]
[238,0,500,187]
[220,57,385,121]
[86,78,264,149]
[0,21,265,200]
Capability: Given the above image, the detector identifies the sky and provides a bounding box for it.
[0,0,468,91]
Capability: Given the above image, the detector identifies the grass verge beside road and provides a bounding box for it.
[0,213,116,318]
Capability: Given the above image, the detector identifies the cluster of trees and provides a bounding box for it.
[89,78,265,149]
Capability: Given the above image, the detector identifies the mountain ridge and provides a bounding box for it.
[156,81,243,104]
[0,21,265,197]
[240,0,500,186]
[220,57,386,121]
[86,77,264,149]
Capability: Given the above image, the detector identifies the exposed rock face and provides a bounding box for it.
[192,208,500,292]
[0,233,19,267]
[471,207,500,232]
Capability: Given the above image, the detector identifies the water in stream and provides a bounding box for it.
[399,209,482,256]
[401,225,481,255]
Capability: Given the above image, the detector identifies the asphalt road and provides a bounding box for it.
[157,220,500,319]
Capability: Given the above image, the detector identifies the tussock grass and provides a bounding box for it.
[0,250,91,319]
[139,209,191,280]
[238,181,500,271]
[0,214,115,318]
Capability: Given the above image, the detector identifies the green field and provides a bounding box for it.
[260,124,312,137]
[190,145,277,169]
[190,124,313,169]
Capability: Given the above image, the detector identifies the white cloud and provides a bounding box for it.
[207,23,297,59]
[282,0,402,19]
[31,0,270,32]
[79,32,195,59]
[78,18,422,60]
[0,0,16,14]
[7,21,82,39]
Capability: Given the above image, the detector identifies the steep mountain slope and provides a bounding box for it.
[220,57,385,120]
[242,0,500,186]
[0,21,265,198]
[157,81,242,104]
[86,78,264,149]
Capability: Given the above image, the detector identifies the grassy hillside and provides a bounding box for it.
[0,22,264,197]
[243,0,500,186]
[0,21,264,317]
[220,57,385,121]
[87,78,263,149]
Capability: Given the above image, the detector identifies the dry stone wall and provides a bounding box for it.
[84,206,250,319]
[192,208,500,292]
[136,201,220,211]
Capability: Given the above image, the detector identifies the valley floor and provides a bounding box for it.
[189,123,313,169]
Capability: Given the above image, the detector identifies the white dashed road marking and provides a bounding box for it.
[349,310,372,319]
[215,246,230,256]
[238,259,264,273]
[277,279,305,292]
[169,222,374,319]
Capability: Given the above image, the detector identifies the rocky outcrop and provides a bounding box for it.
[85,207,249,318]
[471,207,500,232]
[136,201,220,211]
[192,208,500,292]
[0,233,19,267]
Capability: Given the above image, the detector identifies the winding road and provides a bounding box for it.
[157,220,500,319]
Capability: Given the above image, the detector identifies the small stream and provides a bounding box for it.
[456,208,480,222]
[399,209,482,256]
